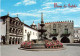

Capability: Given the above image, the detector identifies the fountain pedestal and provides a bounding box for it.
[38,12,47,41]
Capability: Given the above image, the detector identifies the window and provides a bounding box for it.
[64,29,68,34]
[16,22,17,25]
[10,19,12,24]
[16,29,17,33]
[36,33,37,36]
[53,29,56,34]
[25,30,26,33]
[33,32,34,35]
[3,19,5,24]
[9,28,12,33]
[53,24,56,28]
[30,31,31,34]
[58,24,61,28]
[14,21,16,24]
[17,22,19,25]
[19,22,21,25]
[13,28,15,33]
[76,30,78,33]
[74,30,76,33]
[78,30,80,33]
[13,21,15,24]
[19,30,20,34]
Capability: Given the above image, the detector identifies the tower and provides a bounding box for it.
[31,21,37,29]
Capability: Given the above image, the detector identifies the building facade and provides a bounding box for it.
[74,27,80,42]
[38,21,74,43]
[23,23,38,43]
[0,14,23,44]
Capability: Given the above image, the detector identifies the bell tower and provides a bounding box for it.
[31,21,37,29]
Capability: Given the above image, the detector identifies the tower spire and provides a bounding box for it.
[41,12,44,24]
[7,12,9,16]
[33,21,34,23]
[17,14,18,17]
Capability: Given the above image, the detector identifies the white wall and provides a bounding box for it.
[23,25,38,41]
[78,30,80,39]
[78,30,80,33]
[74,28,80,38]
[0,19,6,42]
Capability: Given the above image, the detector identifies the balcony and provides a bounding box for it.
[61,32,70,37]
[49,32,58,37]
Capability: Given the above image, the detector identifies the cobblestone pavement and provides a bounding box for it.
[1,44,80,56]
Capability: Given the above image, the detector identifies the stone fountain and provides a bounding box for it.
[37,12,47,44]
[38,12,47,40]
[19,13,64,49]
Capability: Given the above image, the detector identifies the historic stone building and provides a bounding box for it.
[38,14,74,43]
[0,13,23,44]
[74,27,80,42]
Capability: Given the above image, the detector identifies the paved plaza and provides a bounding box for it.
[0,44,80,56]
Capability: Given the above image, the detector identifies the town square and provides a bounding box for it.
[1,44,80,56]
[0,0,80,56]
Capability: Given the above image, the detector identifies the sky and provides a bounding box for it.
[0,0,80,27]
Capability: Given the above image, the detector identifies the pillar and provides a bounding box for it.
[6,17,10,44]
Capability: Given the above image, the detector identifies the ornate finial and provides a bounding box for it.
[7,12,9,16]
[17,14,18,17]
[32,20,36,25]
[41,12,44,24]
[33,21,34,23]
[65,21,66,22]
[22,20,24,24]
[68,20,69,22]
[72,20,74,22]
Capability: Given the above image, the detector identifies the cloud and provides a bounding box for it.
[0,9,4,12]
[13,3,80,18]
[78,4,80,7]
[11,12,40,17]
[55,7,80,14]
[41,2,80,14]
[42,7,51,9]
[38,6,80,14]
[42,2,62,6]
[23,0,36,6]
[74,25,80,27]
[14,0,36,6]
[42,2,62,9]
[24,19,40,22]
[14,2,21,6]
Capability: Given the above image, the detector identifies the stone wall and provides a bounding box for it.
[38,20,74,43]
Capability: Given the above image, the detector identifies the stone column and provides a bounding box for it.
[6,17,10,44]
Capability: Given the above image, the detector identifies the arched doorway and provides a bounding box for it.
[2,36,6,44]
[61,37,70,43]
[18,38,20,44]
[52,37,57,40]
[9,37,12,44]
[15,38,17,44]
[12,38,15,44]
[21,38,22,43]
